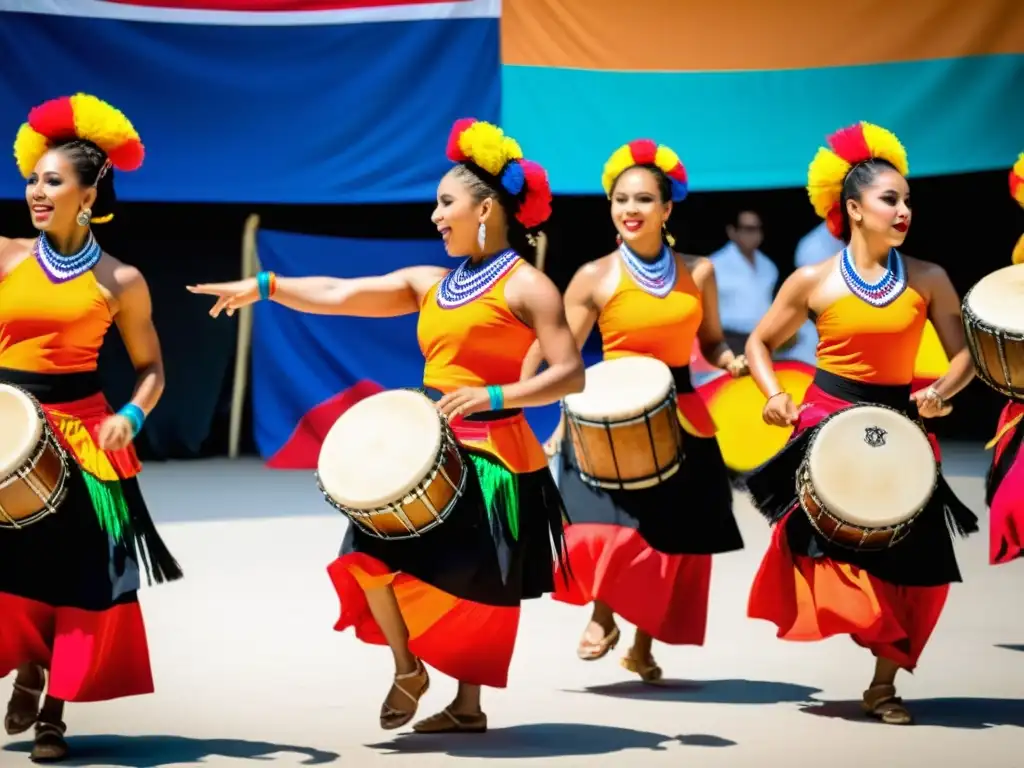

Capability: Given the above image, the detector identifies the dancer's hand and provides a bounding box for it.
[726,354,749,378]
[911,387,952,419]
[97,414,134,451]
[762,392,799,427]
[187,278,260,318]
[437,387,492,421]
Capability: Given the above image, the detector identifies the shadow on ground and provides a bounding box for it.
[2,735,340,766]
[567,678,821,706]
[801,696,1024,730]
[368,722,736,758]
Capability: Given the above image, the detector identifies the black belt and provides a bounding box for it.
[422,386,523,422]
[0,368,102,405]
[812,368,912,413]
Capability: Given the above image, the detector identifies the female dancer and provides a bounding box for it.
[0,94,182,762]
[744,121,977,725]
[520,139,746,681]
[189,119,583,733]
[986,153,1024,564]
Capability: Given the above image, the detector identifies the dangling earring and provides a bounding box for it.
[477,221,486,250]
[76,209,91,227]
[662,223,676,248]
[615,234,623,246]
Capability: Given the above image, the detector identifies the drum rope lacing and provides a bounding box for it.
[35,232,102,284]
[840,247,906,308]
[436,249,519,309]
[619,242,677,298]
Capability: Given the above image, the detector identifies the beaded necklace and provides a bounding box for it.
[619,242,676,298]
[436,248,519,309]
[840,247,906,308]
[35,231,101,284]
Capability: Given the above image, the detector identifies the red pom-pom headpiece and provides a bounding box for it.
[446,118,552,230]
[13,93,144,179]
[602,139,689,202]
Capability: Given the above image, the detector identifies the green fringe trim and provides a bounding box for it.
[469,453,520,541]
[79,471,131,543]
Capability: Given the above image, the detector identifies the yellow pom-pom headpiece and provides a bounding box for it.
[13,93,144,180]
[1010,152,1024,209]
[601,139,689,202]
[806,121,908,238]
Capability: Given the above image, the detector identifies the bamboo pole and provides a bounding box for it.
[228,213,260,459]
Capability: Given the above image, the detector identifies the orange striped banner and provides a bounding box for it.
[502,0,1024,72]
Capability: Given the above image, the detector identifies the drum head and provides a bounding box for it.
[807,405,936,528]
[318,389,444,510]
[563,356,674,419]
[965,263,1024,334]
[0,385,43,478]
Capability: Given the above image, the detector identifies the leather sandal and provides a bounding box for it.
[30,720,68,763]
[380,661,429,731]
[413,707,488,734]
[861,684,913,725]
[5,664,45,736]
[621,651,664,684]
[577,625,620,661]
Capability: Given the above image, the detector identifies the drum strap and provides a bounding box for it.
[668,365,696,395]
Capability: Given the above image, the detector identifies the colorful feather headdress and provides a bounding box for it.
[446,118,552,231]
[807,121,908,238]
[601,139,688,203]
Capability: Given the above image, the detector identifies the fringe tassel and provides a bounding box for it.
[933,471,980,538]
[469,453,520,540]
[80,472,183,585]
[79,472,131,543]
[745,429,813,525]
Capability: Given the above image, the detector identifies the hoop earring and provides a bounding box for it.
[76,209,91,227]
[477,221,486,250]
[662,223,676,248]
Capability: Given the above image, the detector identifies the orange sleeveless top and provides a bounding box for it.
[0,255,112,373]
[598,255,703,367]
[418,259,535,392]
[815,288,927,385]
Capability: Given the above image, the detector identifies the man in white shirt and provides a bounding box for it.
[779,221,845,364]
[709,210,778,354]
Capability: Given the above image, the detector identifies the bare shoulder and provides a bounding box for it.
[401,264,449,295]
[507,260,560,300]
[0,237,34,275]
[95,252,147,297]
[903,254,949,282]
[575,252,616,282]
[680,252,712,281]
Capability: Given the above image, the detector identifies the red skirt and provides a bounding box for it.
[327,409,564,689]
[551,387,741,645]
[746,382,952,671]
[0,377,156,703]
[987,400,1024,565]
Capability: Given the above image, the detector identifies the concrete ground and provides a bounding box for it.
[2,443,1021,767]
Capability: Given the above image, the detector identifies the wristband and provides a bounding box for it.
[118,403,146,437]
[486,385,505,410]
[256,270,277,301]
[766,391,787,403]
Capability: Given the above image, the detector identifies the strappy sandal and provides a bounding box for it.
[621,651,664,684]
[5,665,45,735]
[413,707,488,734]
[861,684,914,725]
[577,625,620,661]
[30,720,68,763]
[380,661,430,731]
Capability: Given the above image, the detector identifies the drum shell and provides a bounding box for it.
[0,426,68,528]
[319,430,467,540]
[962,300,1024,402]
[797,464,914,551]
[565,391,684,491]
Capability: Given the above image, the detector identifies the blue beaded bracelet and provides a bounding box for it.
[486,385,504,410]
[118,403,146,437]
